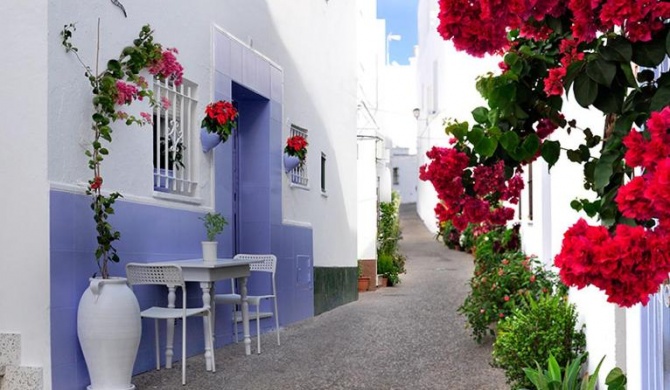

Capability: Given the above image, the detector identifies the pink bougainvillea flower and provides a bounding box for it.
[140,112,153,124]
[115,81,139,105]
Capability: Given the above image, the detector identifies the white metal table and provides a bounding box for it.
[150,257,262,371]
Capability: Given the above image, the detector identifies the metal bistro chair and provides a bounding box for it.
[126,263,215,385]
[213,254,280,354]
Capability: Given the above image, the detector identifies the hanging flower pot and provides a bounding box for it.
[284,135,308,173]
[200,128,222,153]
[200,100,237,153]
[283,153,301,172]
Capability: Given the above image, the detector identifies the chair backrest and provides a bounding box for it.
[126,263,184,288]
[232,254,277,295]
[234,254,277,275]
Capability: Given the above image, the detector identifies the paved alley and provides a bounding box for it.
[132,204,507,389]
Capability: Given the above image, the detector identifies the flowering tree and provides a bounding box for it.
[62,24,183,279]
[424,0,670,306]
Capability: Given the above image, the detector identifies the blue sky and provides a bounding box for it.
[377,0,418,65]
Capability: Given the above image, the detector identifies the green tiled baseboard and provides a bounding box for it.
[314,267,358,315]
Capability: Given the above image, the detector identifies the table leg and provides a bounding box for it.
[166,286,176,369]
[200,282,213,371]
[240,276,252,355]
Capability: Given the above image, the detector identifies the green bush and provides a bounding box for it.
[458,251,562,342]
[438,219,461,249]
[459,223,476,252]
[377,191,405,284]
[493,294,586,389]
[378,192,401,256]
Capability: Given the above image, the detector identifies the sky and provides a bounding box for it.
[377,0,418,65]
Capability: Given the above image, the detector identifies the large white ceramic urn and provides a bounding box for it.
[77,277,141,390]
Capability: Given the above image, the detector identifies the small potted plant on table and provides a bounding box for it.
[200,212,228,262]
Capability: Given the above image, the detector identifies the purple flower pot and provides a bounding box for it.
[284,154,301,173]
[200,128,222,153]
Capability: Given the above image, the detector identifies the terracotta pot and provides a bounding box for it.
[358,277,370,292]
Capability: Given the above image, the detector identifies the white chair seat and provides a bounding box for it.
[141,307,209,320]
[213,254,280,354]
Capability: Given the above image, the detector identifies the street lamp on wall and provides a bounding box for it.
[386,33,402,65]
[412,108,420,120]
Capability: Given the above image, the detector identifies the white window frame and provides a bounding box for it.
[152,78,198,199]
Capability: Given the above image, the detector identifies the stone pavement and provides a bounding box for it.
[132,204,507,389]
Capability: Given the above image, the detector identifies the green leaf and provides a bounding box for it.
[547,355,561,381]
[620,63,638,88]
[472,107,489,124]
[667,29,670,56]
[467,127,484,146]
[594,151,619,191]
[541,140,560,169]
[570,200,583,211]
[586,59,616,86]
[500,131,520,153]
[605,367,626,389]
[474,137,498,157]
[521,134,540,160]
[593,86,623,114]
[574,73,598,107]
[567,149,583,163]
[651,84,670,112]
[600,37,632,62]
[446,121,469,141]
[632,34,667,67]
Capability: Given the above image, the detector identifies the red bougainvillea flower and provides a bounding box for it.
[557,108,670,307]
[90,176,103,191]
[420,146,523,232]
[543,67,567,97]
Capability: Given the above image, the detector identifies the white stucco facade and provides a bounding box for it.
[390,147,417,204]
[1,0,52,381]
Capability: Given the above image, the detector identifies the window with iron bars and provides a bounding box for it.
[288,124,308,186]
[152,78,198,196]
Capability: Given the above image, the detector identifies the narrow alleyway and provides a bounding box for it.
[133,204,507,389]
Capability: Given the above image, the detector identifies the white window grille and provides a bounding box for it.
[289,124,308,186]
[153,78,198,196]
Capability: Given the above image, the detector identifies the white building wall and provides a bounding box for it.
[356,0,385,262]
[273,0,358,268]
[391,147,417,203]
[377,63,418,154]
[415,0,499,233]
[357,140,379,261]
[0,1,52,385]
[46,1,357,271]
